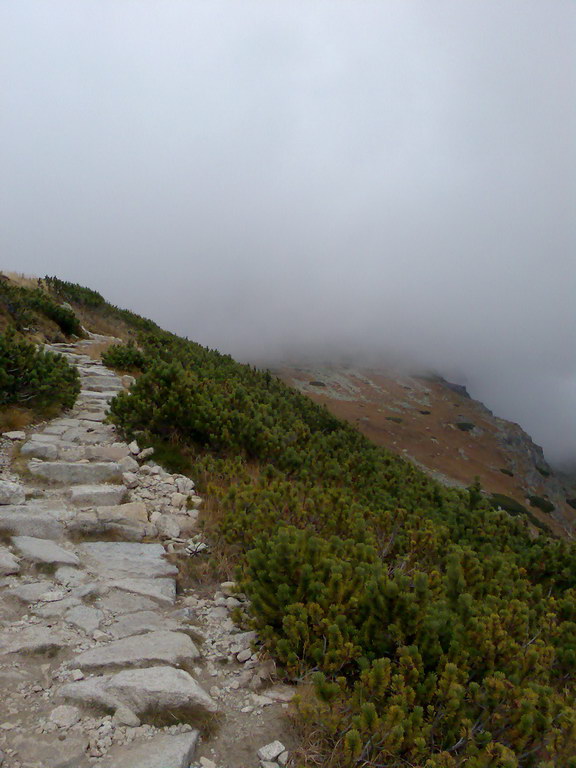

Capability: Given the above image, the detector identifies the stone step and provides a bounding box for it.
[0,625,68,656]
[67,510,150,542]
[11,535,80,566]
[80,373,122,390]
[78,542,177,579]
[0,506,64,539]
[79,390,119,400]
[81,730,200,768]
[69,484,127,506]
[68,630,200,671]
[108,610,183,639]
[82,381,123,393]
[28,460,122,485]
[106,577,176,605]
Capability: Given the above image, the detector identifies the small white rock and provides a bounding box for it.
[3,431,26,441]
[49,705,81,728]
[112,705,140,727]
[257,741,285,762]
[122,472,139,489]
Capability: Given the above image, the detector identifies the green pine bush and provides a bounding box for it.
[102,342,147,372]
[31,279,574,766]
[0,328,80,414]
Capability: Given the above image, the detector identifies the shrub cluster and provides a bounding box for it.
[0,328,80,414]
[102,324,576,767]
[101,342,147,372]
[0,279,83,337]
[44,275,106,308]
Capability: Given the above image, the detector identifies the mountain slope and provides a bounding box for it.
[276,365,576,538]
[2,274,576,767]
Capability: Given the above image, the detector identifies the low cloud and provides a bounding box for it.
[1,0,575,464]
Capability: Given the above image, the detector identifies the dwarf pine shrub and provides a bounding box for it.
[79,286,576,765]
[101,342,147,372]
[0,328,80,414]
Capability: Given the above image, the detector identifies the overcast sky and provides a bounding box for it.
[1,1,575,465]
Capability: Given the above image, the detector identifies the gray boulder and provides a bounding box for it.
[0,480,25,505]
[0,545,20,575]
[61,665,217,719]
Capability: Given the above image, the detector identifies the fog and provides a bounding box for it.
[1,1,575,465]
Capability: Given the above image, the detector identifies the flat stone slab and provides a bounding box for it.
[108,578,176,605]
[0,625,66,655]
[50,418,85,428]
[79,389,119,400]
[28,433,61,443]
[96,501,148,524]
[42,425,68,435]
[96,589,159,614]
[0,480,25,505]
[0,545,20,575]
[0,507,64,539]
[94,730,200,768]
[79,542,177,579]
[108,610,182,639]
[12,536,79,566]
[86,443,130,461]
[56,565,87,586]
[69,484,127,506]
[32,595,82,619]
[61,665,217,718]
[10,733,89,768]
[69,630,200,671]
[65,605,104,633]
[6,579,55,603]
[28,460,122,485]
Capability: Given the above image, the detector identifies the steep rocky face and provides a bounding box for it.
[277,365,576,538]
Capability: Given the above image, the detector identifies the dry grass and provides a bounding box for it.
[289,684,345,768]
[1,271,43,290]
[169,544,237,593]
[0,406,34,433]
[143,704,223,734]
[74,305,132,342]
[77,340,116,361]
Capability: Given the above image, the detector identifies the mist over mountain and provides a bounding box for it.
[1,0,575,465]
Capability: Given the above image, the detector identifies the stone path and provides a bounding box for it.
[0,335,294,768]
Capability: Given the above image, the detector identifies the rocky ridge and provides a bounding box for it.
[0,335,293,768]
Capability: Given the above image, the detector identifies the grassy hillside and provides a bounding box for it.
[2,275,576,767]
